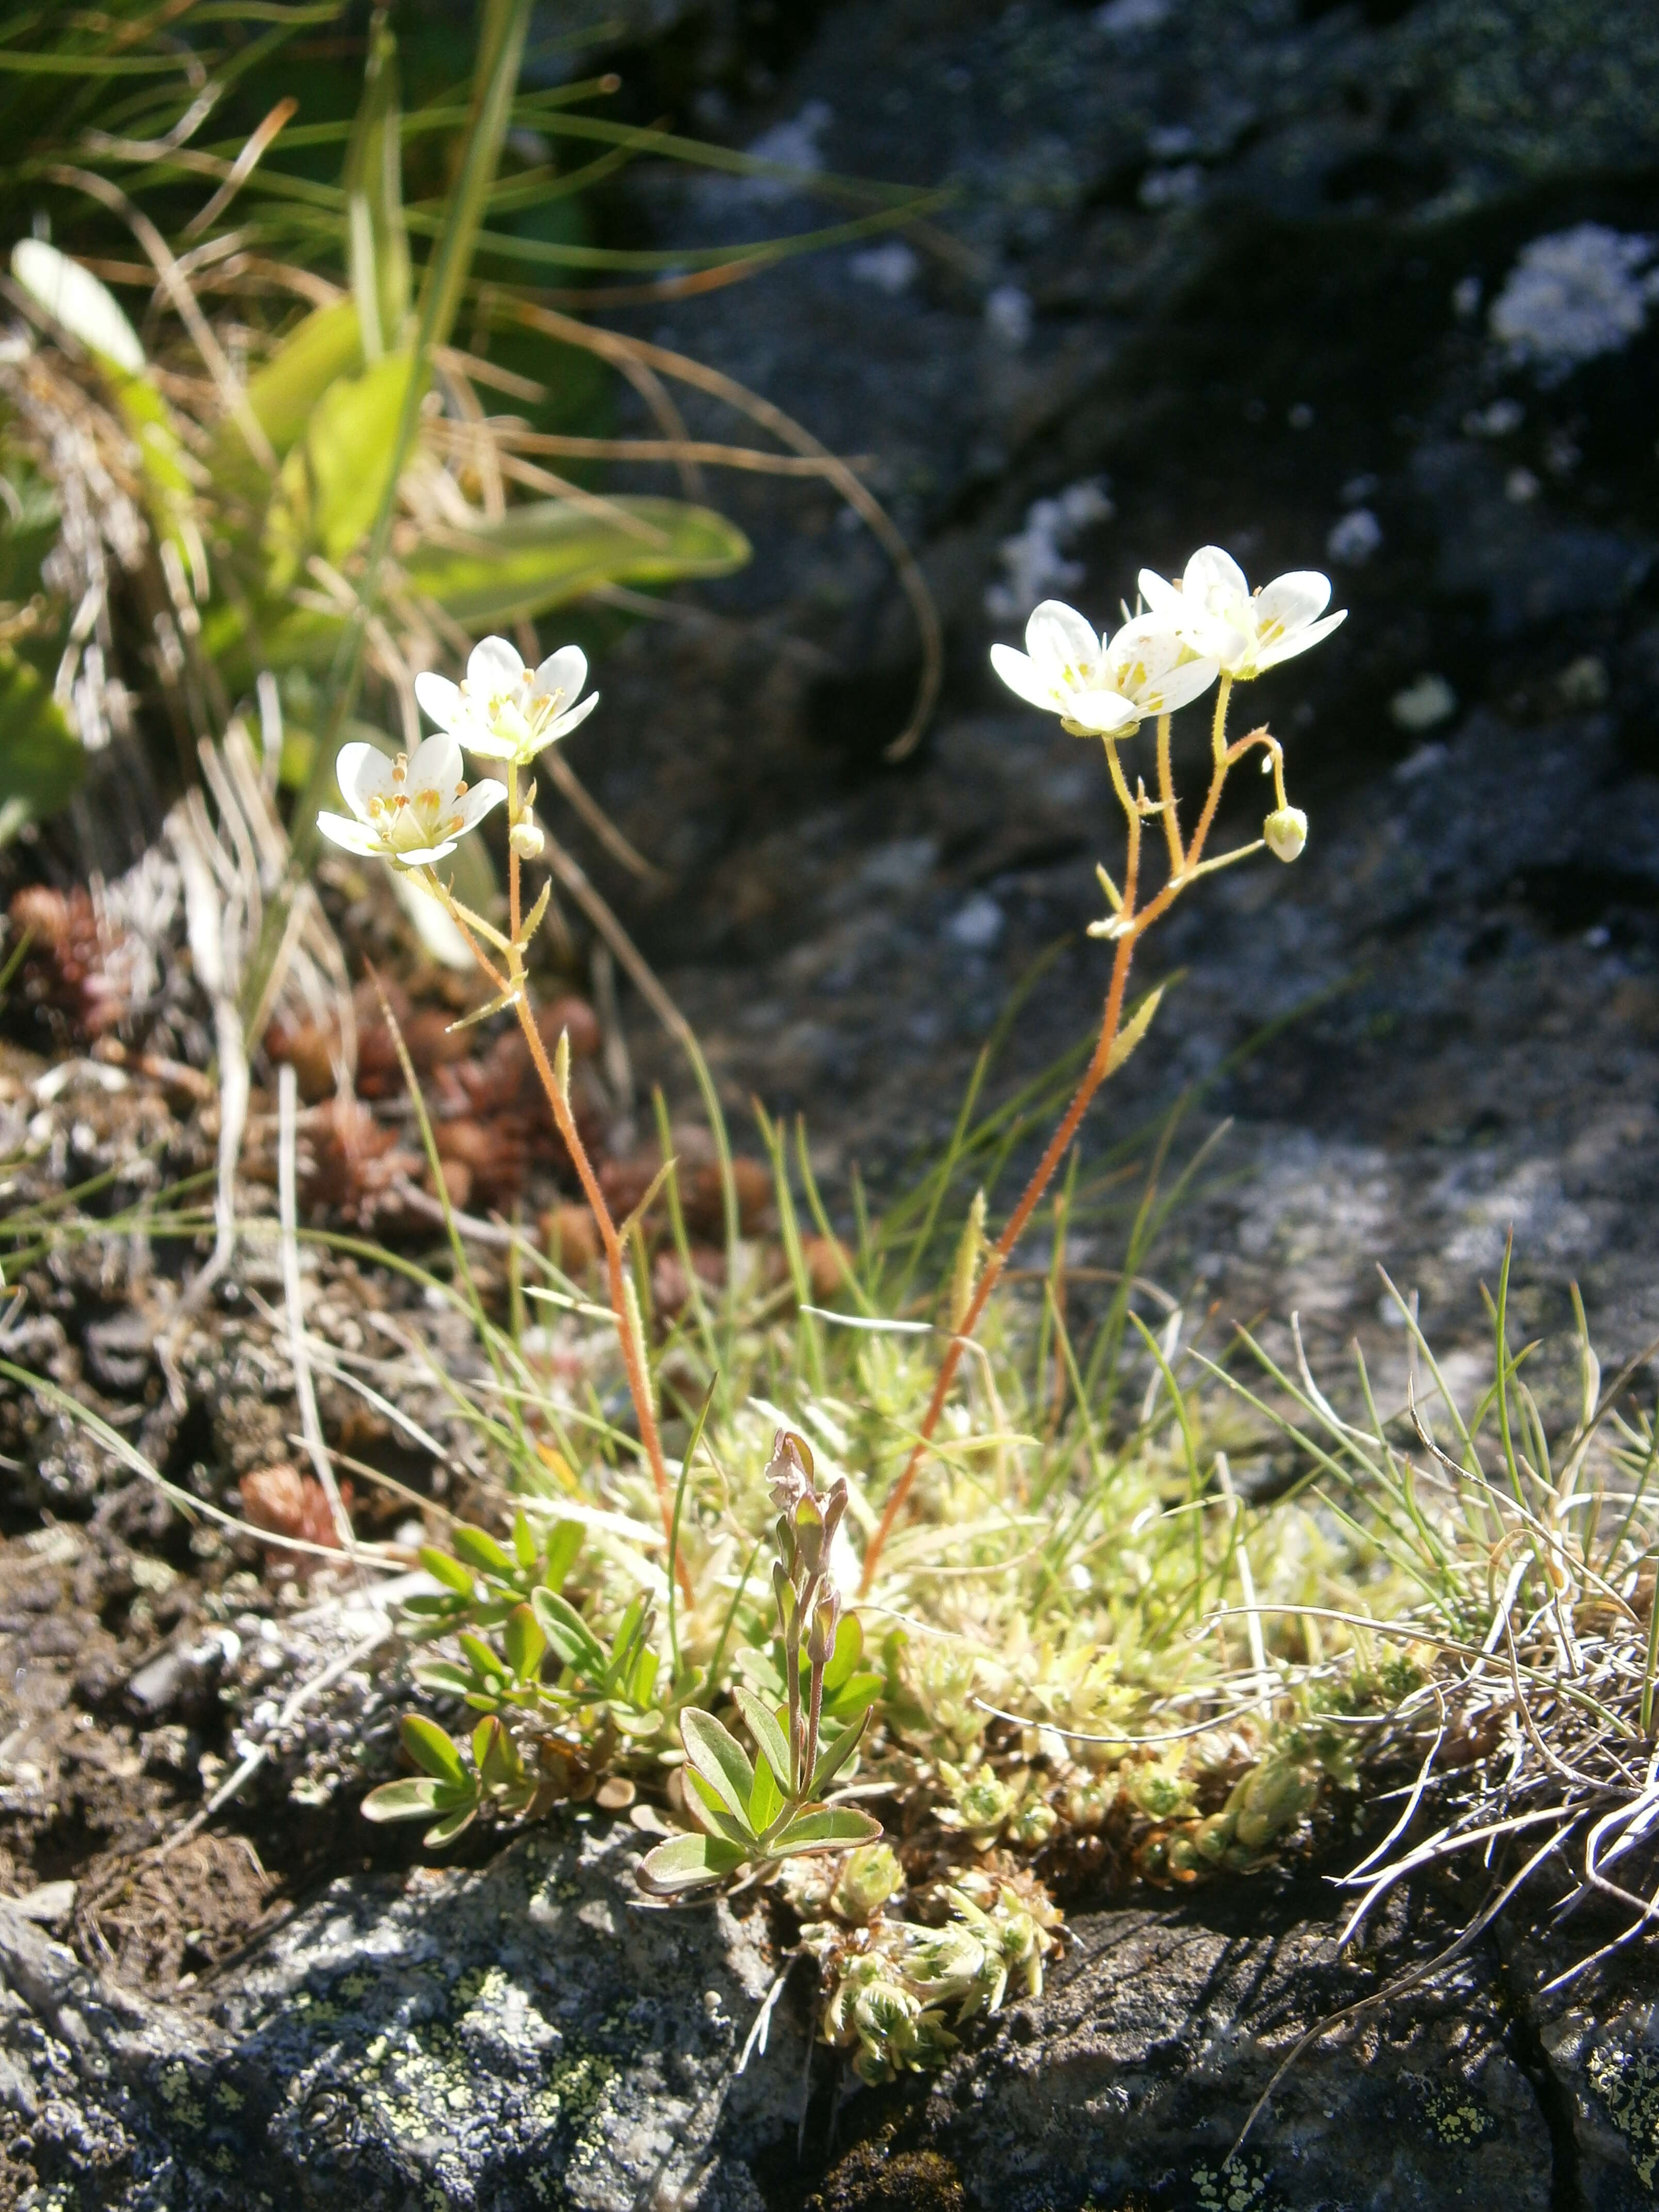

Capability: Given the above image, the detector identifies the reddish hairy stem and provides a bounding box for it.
[501,786,689,1594]
[857,727,1240,1597]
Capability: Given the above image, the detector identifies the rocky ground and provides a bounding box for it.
[4,0,1659,2204]
[558,0,1659,1385]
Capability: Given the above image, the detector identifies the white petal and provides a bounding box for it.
[406,730,464,793]
[546,690,600,744]
[453,778,509,832]
[415,671,461,729]
[1255,571,1331,632]
[1025,600,1102,684]
[454,724,520,761]
[1064,687,1140,733]
[1136,567,1181,615]
[335,742,392,820]
[1144,656,1219,713]
[467,636,525,693]
[531,644,587,705]
[990,642,1062,712]
[317,810,384,856]
[1184,545,1249,605]
[396,839,461,867]
[1251,607,1347,671]
[1105,614,1185,685]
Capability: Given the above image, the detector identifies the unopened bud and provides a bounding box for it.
[510,819,545,860]
[807,1590,841,1667]
[1263,805,1307,864]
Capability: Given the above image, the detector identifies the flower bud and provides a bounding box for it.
[1263,805,1308,864]
[509,818,545,860]
[806,1589,841,1667]
[793,1493,826,1577]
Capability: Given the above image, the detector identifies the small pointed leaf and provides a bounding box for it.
[531,1587,607,1677]
[450,1523,515,1575]
[503,1603,546,1684]
[810,1705,872,1798]
[418,1546,476,1595]
[1105,984,1165,1077]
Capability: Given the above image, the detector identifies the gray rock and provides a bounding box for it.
[4,1827,1652,2209]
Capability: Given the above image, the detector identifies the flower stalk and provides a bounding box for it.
[858,552,1344,1594]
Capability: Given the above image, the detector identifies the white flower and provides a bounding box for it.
[990,600,1217,734]
[317,735,506,867]
[1137,547,1346,680]
[414,637,598,764]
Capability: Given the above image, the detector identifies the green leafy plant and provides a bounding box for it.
[638,1429,882,1895]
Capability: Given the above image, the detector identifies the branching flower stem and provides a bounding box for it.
[858,675,1267,1596]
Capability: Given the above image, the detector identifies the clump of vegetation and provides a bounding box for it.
[1,0,1656,2124]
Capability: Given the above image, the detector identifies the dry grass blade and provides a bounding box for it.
[277,1064,358,1562]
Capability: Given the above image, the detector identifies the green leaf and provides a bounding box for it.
[400,497,749,629]
[748,1749,784,1835]
[409,1660,476,1697]
[679,1707,756,1831]
[627,1647,660,1709]
[262,350,415,588]
[0,463,58,606]
[821,1613,864,1696]
[636,1831,747,1897]
[503,1602,546,1684]
[824,1672,884,1721]
[361,1775,449,1823]
[769,1806,883,1857]
[450,1523,515,1576]
[542,1520,584,1590]
[683,1773,754,1847]
[458,1632,506,1683]
[531,1586,607,1678]
[423,1803,478,1848]
[473,1714,526,1790]
[418,1546,476,1595]
[244,299,366,461]
[0,647,82,834]
[734,1686,792,1793]
[398,1592,461,1620]
[343,14,411,362]
[810,1705,871,1798]
[511,1511,538,1571]
[1106,983,1165,1076]
[399,1713,468,1785]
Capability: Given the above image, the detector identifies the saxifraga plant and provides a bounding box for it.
[334,539,1342,1771]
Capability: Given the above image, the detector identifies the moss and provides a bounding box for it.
[1588,2042,1659,2187]
[806,2142,967,2212]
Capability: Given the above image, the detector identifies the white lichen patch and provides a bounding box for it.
[985,479,1114,622]
[1490,223,1659,381]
